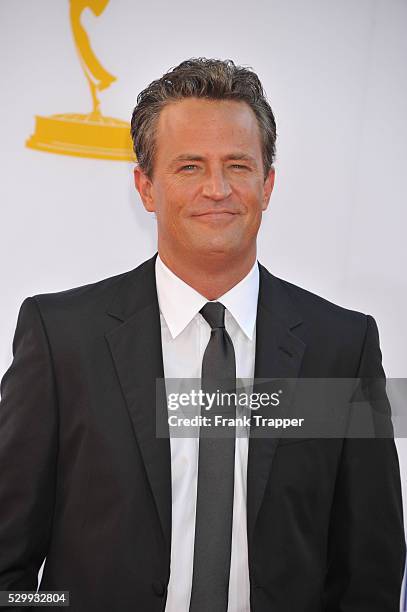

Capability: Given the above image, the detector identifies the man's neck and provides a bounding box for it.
[157,250,257,300]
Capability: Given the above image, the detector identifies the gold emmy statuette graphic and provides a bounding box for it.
[26,0,134,161]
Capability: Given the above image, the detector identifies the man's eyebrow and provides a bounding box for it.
[171,153,258,164]
[223,153,258,164]
[172,154,205,163]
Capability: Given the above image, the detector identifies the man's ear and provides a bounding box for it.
[262,166,275,211]
[134,165,155,212]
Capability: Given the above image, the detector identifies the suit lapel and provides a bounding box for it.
[104,254,172,553]
[247,263,306,548]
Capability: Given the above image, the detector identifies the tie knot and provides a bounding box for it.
[200,301,226,330]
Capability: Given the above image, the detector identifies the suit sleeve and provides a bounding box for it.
[0,297,58,592]
[323,315,406,612]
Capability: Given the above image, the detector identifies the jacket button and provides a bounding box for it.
[152,579,166,597]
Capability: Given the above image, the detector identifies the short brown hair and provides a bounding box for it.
[130,58,277,179]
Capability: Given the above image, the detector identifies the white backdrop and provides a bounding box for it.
[1,0,406,607]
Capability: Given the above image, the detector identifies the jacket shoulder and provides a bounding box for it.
[276,275,367,325]
[29,257,155,316]
[266,272,376,376]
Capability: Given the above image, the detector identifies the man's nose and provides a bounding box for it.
[201,168,232,201]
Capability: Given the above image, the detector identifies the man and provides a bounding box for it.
[0,58,405,611]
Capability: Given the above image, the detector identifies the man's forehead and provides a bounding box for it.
[155,98,262,155]
[158,98,257,130]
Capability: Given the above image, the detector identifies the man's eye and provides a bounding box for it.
[180,164,198,171]
[231,164,248,170]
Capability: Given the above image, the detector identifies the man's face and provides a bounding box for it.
[134,97,275,266]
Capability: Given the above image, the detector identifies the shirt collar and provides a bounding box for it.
[155,254,259,340]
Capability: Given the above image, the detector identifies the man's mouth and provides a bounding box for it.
[192,209,239,220]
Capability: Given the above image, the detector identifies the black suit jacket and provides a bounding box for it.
[0,254,405,611]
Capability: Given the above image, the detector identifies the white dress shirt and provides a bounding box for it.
[155,254,259,612]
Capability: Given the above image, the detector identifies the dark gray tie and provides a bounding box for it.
[189,302,236,612]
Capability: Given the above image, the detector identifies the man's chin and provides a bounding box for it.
[187,241,246,261]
